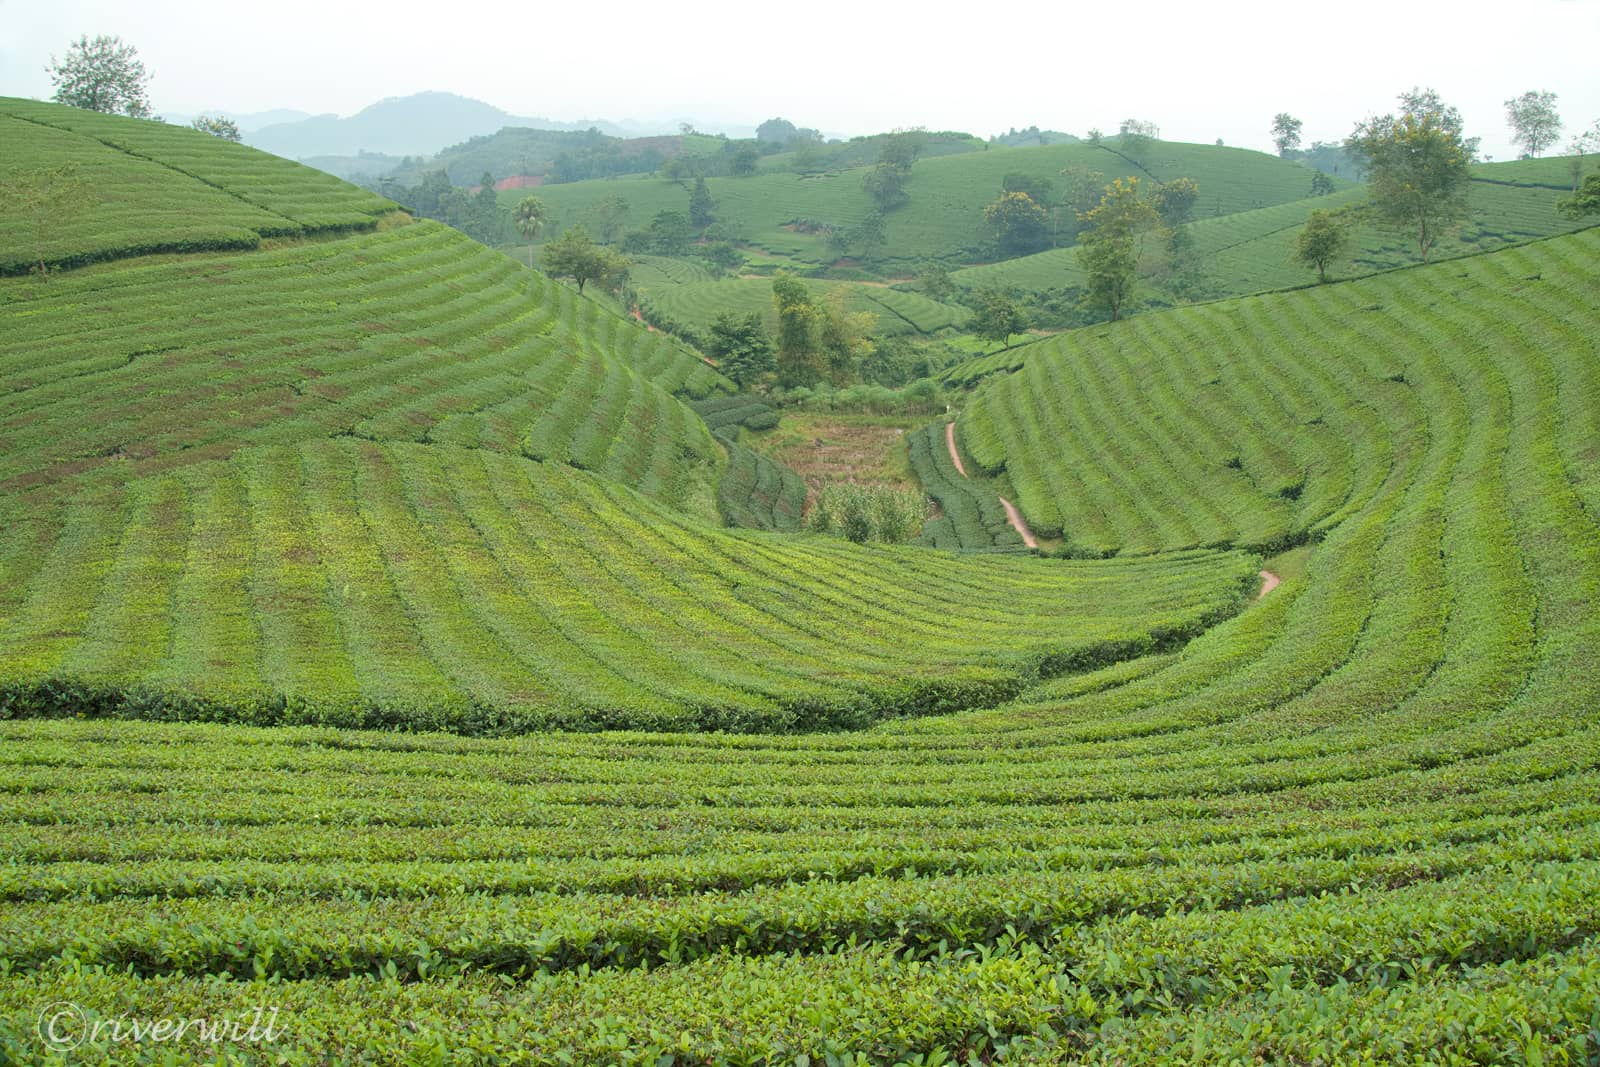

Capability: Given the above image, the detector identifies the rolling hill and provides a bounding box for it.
[950,159,1592,300]
[3,98,1599,1063]
[510,139,1340,270]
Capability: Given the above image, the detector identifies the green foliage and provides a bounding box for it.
[1504,90,1561,158]
[1295,208,1350,282]
[1558,172,1600,218]
[808,482,926,544]
[47,34,152,118]
[1271,112,1303,157]
[189,115,241,142]
[704,311,774,386]
[1346,88,1474,262]
[983,190,1050,256]
[772,272,825,387]
[969,286,1029,345]
[1077,176,1159,321]
[689,176,714,228]
[543,224,628,294]
[953,164,1587,305]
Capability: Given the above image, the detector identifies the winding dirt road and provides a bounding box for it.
[945,422,1038,549]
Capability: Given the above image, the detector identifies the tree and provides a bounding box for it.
[592,195,629,243]
[1345,88,1473,262]
[1504,91,1561,159]
[1118,119,1159,159]
[1309,171,1336,197]
[730,144,759,176]
[1077,177,1159,321]
[817,290,875,385]
[471,172,504,245]
[772,273,825,387]
[47,35,153,119]
[689,177,714,228]
[983,191,1050,256]
[1294,209,1350,283]
[1559,172,1600,219]
[1565,122,1600,190]
[0,164,97,278]
[190,115,241,142]
[970,287,1028,347]
[542,225,627,294]
[917,261,956,302]
[513,196,548,268]
[1001,172,1054,205]
[1271,113,1303,157]
[756,117,799,144]
[704,312,774,386]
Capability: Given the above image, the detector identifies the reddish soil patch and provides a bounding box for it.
[1258,570,1281,598]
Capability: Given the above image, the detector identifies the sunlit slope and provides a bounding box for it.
[958,228,1600,556]
[518,140,1336,267]
[0,222,725,513]
[950,161,1592,297]
[0,438,1254,731]
[0,98,398,274]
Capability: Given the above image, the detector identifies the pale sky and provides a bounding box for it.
[3,0,1597,160]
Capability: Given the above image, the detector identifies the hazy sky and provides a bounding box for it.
[3,0,1597,160]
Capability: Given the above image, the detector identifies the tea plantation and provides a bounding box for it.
[2,100,1599,1063]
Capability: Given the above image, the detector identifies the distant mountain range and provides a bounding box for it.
[216,92,696,161]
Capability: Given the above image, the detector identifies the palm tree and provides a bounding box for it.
[513,196,548,268]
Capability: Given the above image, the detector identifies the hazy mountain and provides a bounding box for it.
[243,91,644,160]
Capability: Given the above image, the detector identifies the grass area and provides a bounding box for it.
[745,413,931,492]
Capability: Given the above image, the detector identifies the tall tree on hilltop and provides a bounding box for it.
[1505,91,1561,158]
[1346,88,1474,262]
[1271,113,1304,157]
[47,35,153,118]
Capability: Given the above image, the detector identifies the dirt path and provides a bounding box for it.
[1258,570,1281,598]
[944,422,968,477]
[945,422,1038,549]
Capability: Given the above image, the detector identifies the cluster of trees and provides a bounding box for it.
[771,274,875,387]
[387,170,507,245]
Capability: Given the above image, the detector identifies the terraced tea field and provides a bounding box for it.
[951,161,1593,299]
[640,275,969,338]
[3,101,1599,1062]
[518,140,1330,269]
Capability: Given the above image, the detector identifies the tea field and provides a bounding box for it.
[950,161,1593,300]
[2,101,1599,1063]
